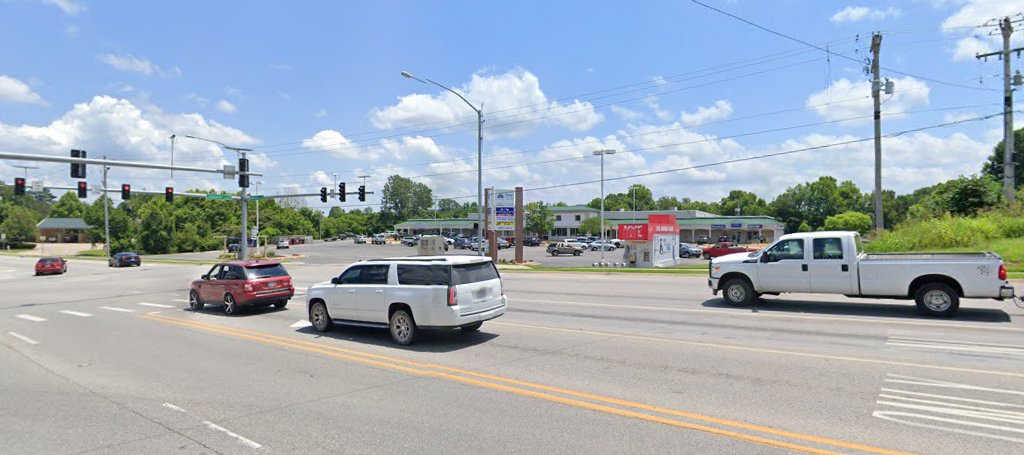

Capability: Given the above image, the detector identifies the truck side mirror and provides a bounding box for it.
[759,253,770,263]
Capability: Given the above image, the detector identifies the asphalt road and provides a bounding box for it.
[157,239,709,267]
[2,254,1022,454]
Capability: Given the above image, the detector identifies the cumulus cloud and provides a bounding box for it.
[642,96,673,122]
[829,6,902,23]
[0,75,48,106]
[302,130,361,159]
[611,105,643,121]
[370,68,603,138]
[680,100,733,126]
[99,54,182,78]
[941,0,1024,60]
[0,95,260,191]
[215,100,237,114]
[39,0,83,15]
[805,77,930,124]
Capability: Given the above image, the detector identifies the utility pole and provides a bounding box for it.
[870,32,885,231]
[593,149,615,263]
[977,16,1024,204]
[240,150,249,260]
[102,157,110,258]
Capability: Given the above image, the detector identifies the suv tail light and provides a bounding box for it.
[999,264,1007,281]
[447,285,458,306]
[501,281,506,297]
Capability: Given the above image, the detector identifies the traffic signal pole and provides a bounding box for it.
[102,159,110,258]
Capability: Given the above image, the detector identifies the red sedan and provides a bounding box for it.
[702,242,757,260]
[189,260,294,315]
[35,257,68,275]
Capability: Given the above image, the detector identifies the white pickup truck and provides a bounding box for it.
[708,231,1015,316]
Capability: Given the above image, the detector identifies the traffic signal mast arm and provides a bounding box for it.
[0,151,262,177]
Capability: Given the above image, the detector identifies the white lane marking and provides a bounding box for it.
[99,306,135,313]
[491,321,1024,378]
[138,302,174,308]
[59,310,93,317]
[876,400,1024,425]
[172,299,189,303]
[8,332,38,345]
[872,410,1024,443]
[514,297,1024,332]
[887,341,1024,356]
[888,336,1024,349]
[878,394,1024,418]
[15,314,47,322]
[162,402,188,413]
[290,320,311,328]
[884,374,1024,396]
[202,421,261,449]
[880,388,1024,409]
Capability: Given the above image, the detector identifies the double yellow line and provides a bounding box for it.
[144,313,912,455]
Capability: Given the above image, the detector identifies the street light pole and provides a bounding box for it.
[593,149,615,263]
[183,135,253,260]
[402,70,484,256]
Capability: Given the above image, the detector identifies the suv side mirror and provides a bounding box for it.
[330,277,342,285]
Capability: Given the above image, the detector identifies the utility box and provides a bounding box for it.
[417,235,448,256]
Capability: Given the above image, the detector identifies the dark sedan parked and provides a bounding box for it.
[521,236,541,246]
[109,252,141,267]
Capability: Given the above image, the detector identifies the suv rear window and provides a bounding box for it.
[397,265,451,286]
[452,262,499,285]
[246,264,289,279]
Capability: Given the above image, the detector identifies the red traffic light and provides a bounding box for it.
[14,177,26,195]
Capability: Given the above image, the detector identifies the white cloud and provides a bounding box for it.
[310,171,333,186]
[0,75,48,106]
[186,93,209,108]
[680,100,733,126]
[941,0,1024,61]
[313,108,327,118]
[805,77,930,124]
[370,68,603,138]
[99,54,182,78]
[302,130,361,159]
[215,100,237,114]
[39,0,83,15]
[642,96,673,122]
[0,95,260,191]
[829,6,902,23]
[610,105,643,121]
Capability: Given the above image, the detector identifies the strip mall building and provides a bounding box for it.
[394,206,784,244]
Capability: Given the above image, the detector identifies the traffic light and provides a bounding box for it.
[358,185,366,202]
[77,181,88,198]
[338,182,346,202]
[319,187,327,203]
[121,184,131,200]
[70,149,86,179]
[13,177,26,195]
[238,157,250,188]
[165,187,174,203]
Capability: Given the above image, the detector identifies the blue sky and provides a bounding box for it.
[2,0,1023,210]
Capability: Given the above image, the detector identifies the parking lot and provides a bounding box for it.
[2,253,1023,454]
[157,239,709,268]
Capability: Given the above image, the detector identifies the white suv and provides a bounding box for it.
[306,256,507,345]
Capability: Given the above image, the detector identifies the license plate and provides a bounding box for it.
[268,281,278,288]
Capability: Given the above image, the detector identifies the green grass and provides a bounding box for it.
[76,249,107,257]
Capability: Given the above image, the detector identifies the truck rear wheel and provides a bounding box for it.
[722,278,754,306]
[915,283,959,317]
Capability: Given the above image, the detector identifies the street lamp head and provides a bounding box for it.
[401,71,413,78]
[593,149,616,156]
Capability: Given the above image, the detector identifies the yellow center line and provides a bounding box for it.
[490,321,1024,379]
[144,313,913,455]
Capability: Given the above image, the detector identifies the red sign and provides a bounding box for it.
[649,214,680,235]
[617,224,648,240]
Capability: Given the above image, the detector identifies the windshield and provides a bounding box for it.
[451,261,500,285]
[246,264,289,279]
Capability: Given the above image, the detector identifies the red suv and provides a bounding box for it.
[35,257,67,275]
[189,261,294,315]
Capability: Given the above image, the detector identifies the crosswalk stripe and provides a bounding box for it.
[100,306,135,313]
[59,310,93,317]
[138,302,174,308]
[8,332,38,345]
[15,314,47,322]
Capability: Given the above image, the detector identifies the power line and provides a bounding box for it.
[687,0,998,92]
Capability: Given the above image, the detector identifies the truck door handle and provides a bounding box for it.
[801,264,808,272]
[375,289,384,293]
[841,264,849,272]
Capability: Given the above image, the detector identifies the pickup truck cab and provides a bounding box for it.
[708,231,1015,316]
[702,242,755,259]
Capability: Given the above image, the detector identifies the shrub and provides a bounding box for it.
[867,214,1002,252]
